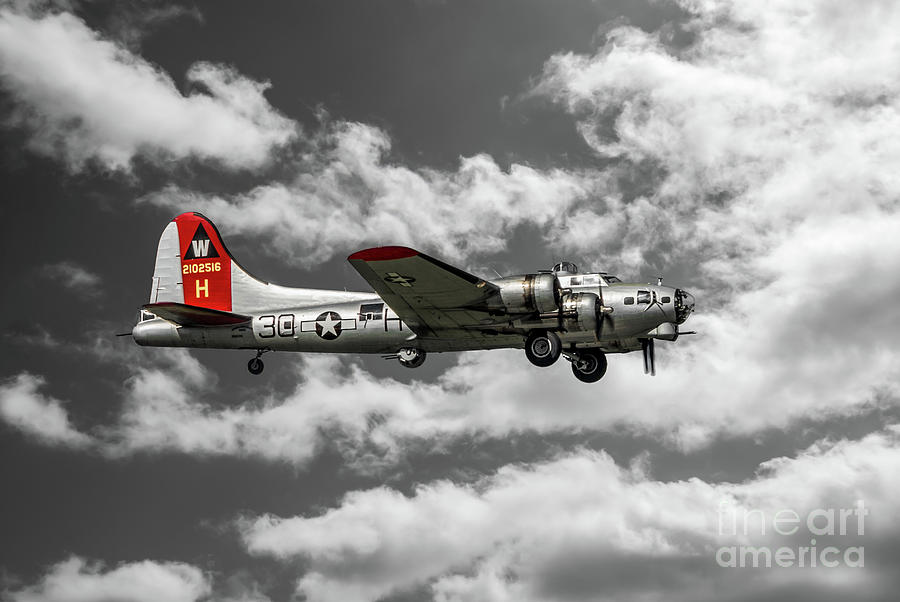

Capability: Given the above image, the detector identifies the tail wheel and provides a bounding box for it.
[571,349,607,383]
[247,357,264,375]
[524,330,562,367]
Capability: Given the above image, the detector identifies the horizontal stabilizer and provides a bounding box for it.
[143,302,251,327]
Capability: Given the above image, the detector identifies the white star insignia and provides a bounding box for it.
[318,313,340,337]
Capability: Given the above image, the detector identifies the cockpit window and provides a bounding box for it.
[624,297,635,305]
[605,275,621,283]
[552,261,579,274]
[140,310,156,322]
[637,290,651,304]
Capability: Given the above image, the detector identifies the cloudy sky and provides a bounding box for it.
[1,0,899,601]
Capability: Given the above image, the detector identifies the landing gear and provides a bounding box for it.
[247,349,269,375]
[397,348,426,368]
[570,349,608,383]
[524,330,562,367]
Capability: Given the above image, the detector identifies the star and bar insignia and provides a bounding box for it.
[384,272,416,287]
[315,311,342,340]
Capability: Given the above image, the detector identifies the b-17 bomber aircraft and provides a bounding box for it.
[132,212,696,382]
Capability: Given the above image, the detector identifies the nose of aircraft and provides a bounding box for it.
[674,288,695,324]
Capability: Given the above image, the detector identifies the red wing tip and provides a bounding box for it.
[348,246,419,261]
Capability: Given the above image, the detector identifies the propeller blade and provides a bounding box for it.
[642,339,650,374]
[115,332,132,337]
[641,338,656,376]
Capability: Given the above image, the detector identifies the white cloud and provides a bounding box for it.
[533,5,900,273]
[0,7,296,171]
[239,427,900,602]
[103,3,204,51]
[4,556,210,602]
[6,360,897,601]
[531,0,900,281]
[2,314,895,463]
[0,373,93,448]
[145,120,595,265]
[41,261,101,297]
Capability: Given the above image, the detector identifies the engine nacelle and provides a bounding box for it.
[496,273,561,315]
[559,292,601,338]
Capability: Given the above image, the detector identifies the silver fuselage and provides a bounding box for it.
[133,271,694,355]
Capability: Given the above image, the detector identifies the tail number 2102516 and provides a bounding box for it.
[183,262,221,274]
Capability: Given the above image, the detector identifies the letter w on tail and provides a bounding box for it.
[191,239,210,258]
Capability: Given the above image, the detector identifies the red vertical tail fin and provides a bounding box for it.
[149,212,233,311]
[147,212,367,315]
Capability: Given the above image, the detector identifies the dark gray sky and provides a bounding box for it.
[1,1,899,601]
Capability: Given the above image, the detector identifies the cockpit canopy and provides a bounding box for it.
[552,261,579,274]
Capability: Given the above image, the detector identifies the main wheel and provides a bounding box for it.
[571,349,607,383]
[524,330,562,367]
[248,357,265,375]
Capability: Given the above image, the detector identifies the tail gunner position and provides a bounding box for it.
[132,213,695,382]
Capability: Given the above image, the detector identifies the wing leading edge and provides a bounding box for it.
[347,246,501,339]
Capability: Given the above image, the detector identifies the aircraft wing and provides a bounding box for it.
[144,302,251,327]
[347,246,501,339]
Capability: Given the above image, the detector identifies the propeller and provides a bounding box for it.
[641,338,656,376]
